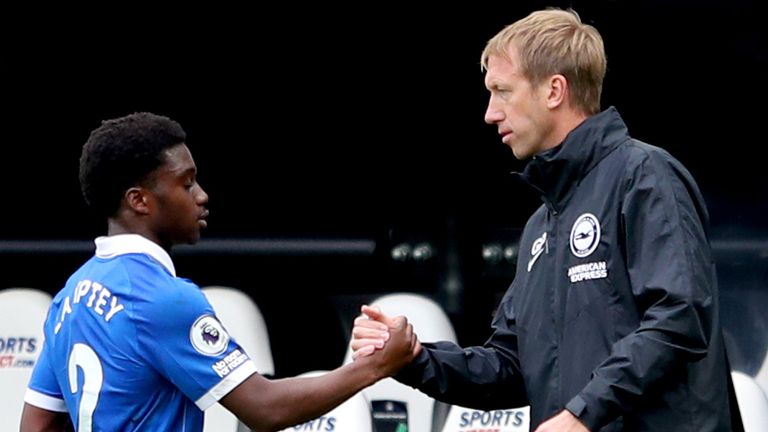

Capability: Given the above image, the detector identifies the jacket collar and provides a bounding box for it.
[517,107,630,213]
[94,234,176,277]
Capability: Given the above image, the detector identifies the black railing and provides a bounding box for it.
[0,238,377,256]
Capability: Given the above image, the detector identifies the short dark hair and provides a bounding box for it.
[79,112,187,217]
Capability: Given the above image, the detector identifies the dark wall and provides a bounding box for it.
[2,1,766,375]
[5,1,765,240]
[0,1,766,238]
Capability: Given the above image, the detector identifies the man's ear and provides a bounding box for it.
[545,74,568,109]
[125,187,151,215]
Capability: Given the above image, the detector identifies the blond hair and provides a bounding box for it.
[481,9,606,115]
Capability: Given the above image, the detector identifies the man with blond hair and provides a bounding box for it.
[352,9,741,431]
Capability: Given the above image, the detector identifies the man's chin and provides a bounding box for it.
[181,231,202,246]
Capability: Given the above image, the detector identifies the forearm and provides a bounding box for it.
[569,303,712,429]
[222,361,379,432]
[230,312,418,430]
[397,341,527,409]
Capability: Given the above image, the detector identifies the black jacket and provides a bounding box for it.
[396,108,740,431]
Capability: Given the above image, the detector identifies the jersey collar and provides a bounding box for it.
[94,234,176,277]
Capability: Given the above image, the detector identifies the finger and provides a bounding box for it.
[361,305,398,327]
[352,326,389,341]
[390,315,408,330]
[352,344,376,360]
[353,316,389,332]
[413,339,422,357]
[400,323,420,357]
[350,338,385,352]
[359,305,380,320]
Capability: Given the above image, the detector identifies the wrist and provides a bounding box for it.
[349,354,387,386]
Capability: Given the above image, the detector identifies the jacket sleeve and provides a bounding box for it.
[394,285,528,410]
[566,151,717,429]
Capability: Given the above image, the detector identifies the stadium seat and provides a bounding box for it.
[731,371,768,432]
[201,286,275,432]
[757,354,768,401]
[0,287,52,431]
[277,370,373,432]
[343,292,458,432]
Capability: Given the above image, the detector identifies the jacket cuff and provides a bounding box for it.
[393,344,431,385]
[565,392,610,431]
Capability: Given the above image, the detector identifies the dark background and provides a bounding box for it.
[2,1,766,377]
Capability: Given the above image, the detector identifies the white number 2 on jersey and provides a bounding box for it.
[68,343,104,432]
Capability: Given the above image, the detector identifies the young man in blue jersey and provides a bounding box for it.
[20,112,420,432]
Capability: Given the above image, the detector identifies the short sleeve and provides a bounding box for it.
[132,274,257,410]
[25,344,68,412]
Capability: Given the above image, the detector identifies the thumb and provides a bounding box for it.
[361,305,398,328]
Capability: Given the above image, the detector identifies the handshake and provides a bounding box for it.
[349,305,422,377]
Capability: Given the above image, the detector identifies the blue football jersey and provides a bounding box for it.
[25,234,257,431]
